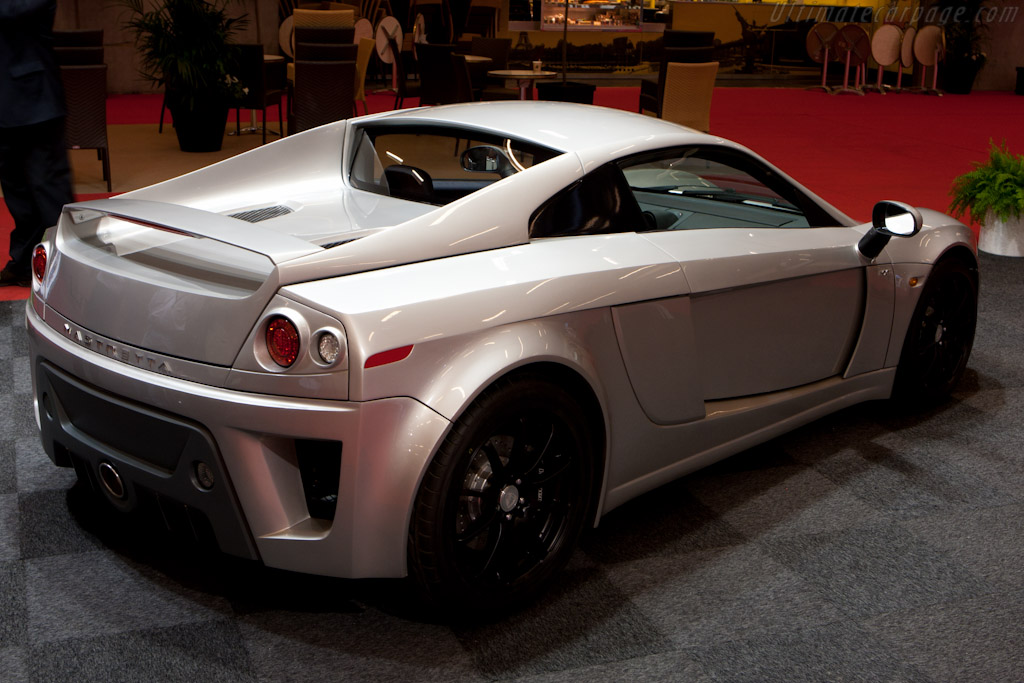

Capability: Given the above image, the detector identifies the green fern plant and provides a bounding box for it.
[950,141,1024,226]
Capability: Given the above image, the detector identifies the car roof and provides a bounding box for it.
[361,101,715,158]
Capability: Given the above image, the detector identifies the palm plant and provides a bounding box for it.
[932,0,988,65]
[120,0,248,113]
[930,0,988,92]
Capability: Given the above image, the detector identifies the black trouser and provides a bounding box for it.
[0,116,73,275]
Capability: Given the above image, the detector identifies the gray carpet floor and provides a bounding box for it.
[2,252,1023,682]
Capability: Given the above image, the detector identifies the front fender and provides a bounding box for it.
[881,209,978,369]
[883,209,977,266]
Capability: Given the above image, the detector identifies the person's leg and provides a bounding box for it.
[7,117,74,274]
[0,125,42,278]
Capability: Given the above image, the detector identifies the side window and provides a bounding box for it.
[619,147,835,231]
[349,126,561,206]
[530,163,645,238]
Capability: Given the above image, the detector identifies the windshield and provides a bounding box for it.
[349,125,561,206]
[622,158,802,214]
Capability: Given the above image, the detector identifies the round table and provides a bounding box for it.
[487,69,557,100]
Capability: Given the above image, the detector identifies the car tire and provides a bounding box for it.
[408,373,597,615]
[892,257,977,404]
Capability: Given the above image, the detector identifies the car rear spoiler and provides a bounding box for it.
[63,198,322,264]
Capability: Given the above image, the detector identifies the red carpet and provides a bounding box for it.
[3,88,1020,302]
[705,89,1023,228]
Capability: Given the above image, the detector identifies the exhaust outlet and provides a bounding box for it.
[98,462,126,500]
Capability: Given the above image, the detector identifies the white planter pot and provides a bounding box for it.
[979,212,1024,257]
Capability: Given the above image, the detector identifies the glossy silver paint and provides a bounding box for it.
[27,102,976,579]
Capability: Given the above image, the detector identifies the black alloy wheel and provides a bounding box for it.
[408,374,596,614]
[893,257,978,403]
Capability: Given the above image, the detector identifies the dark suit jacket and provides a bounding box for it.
[0,0,64,128]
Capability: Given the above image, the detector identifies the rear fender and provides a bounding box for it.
[365,309,626,525]
[379,311,616,424]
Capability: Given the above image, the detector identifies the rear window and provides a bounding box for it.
[349,125,561,206]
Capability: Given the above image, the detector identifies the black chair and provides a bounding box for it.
[470,36,510,68]
[390,37,420,109]
[54,46,104,66]
[463,0,501,39]
[53,29,103,46]
[639,31,716,116]
[61,64,111,191]
[232,44,285,145]
[468,36,518,100]
[409,0,454,44]
[450,54,477,103]
[291,60,356,133]
[415,43,458,105]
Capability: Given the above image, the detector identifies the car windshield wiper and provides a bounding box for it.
[657,187,802,214]
[631,184,725,194]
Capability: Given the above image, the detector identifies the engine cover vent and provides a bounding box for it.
[229,205,293,223]
[320,238,360,249]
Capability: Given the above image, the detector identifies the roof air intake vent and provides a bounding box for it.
[229,206,293,223]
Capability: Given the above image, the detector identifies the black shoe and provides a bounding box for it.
[0,266,30,287]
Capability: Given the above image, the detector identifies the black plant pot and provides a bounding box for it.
[536,80,596,104]
[168,99,229,152]
[942,59,983,95]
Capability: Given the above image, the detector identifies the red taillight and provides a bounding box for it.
[32,245,47,282]
[266,316,300,367]
[365,344,413,369]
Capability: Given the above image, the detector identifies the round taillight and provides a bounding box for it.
[317,332,341,365]
[266,316,300,367]
[32,245,47,282]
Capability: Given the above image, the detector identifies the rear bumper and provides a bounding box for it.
[36,360,259,560]
[26,299,451,578]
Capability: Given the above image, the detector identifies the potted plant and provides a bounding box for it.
[950,141,1024,256]
[931,0,988,94]
[121,0,248,152]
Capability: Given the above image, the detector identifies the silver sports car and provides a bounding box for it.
[26,102,977,612]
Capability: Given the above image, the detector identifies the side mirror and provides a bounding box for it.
[460,145,516,177]
[858,200,923,259]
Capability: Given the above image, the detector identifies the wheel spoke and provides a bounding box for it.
[514,500,569,571]
[456,502,499,544]
[530,495,569,524]
[480,439,505,478]
[511,417,554,476]
[476,519,505,578]
[530,450,572,485]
